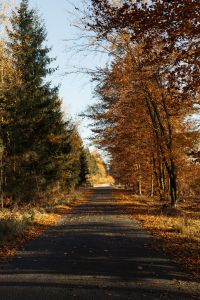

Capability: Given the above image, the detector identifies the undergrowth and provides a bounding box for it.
[0,188,91,250]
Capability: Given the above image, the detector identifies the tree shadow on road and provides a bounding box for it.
[0,188,199,300]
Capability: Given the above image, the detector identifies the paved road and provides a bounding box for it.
[0,188,199,299]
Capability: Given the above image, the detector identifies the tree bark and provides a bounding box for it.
[0,154,4,209]
[145,95,177,206]
[151,171,154,197]
[137,163,142,196]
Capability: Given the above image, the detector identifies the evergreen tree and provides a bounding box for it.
[64,127,86,189]
[2,0,72,201]
[0,38,18,207]
[84,148,99,177]
[79,149,90,186]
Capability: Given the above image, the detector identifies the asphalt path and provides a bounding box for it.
[0,188,199,299]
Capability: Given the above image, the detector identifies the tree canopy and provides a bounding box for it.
[83,0,200,205]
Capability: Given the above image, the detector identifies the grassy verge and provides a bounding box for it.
[0,188,93,261]
[114,190,200,281]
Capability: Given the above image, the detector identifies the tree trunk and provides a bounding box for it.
[0,155,3,209]
[159,162,166,201]
[137,163,142,196]
[168,160,177,207]
[151,172,154,197]
[145,96,177,206]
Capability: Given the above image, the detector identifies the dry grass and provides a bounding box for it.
[0,188,93,261]
[0,208,60,261]
[114,190,200,281]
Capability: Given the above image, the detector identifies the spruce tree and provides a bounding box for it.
[0,39,18,207]
[3,0,72,201]
[64,127,86,189]
[79,149,89,186]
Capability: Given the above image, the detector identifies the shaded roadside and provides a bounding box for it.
[0,189,93,262]
[114,189,200,282]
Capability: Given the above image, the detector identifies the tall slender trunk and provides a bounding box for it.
[159,161,166,200]
[152,154,161,197]
[160,162,165,193]
[137,163,142,196]
[168,159,177,207]
[151,171,154,197]
[0,154,3,210]
[145,96,177,206]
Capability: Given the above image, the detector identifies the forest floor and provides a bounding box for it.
[0,189,93,262]
[114,190,200,282]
